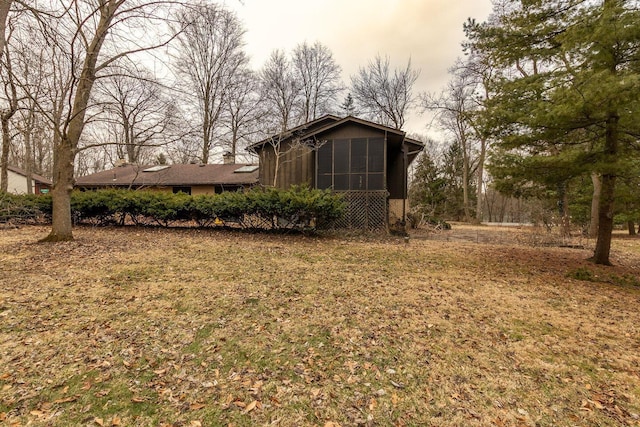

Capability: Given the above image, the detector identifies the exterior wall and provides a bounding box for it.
[386,149,405,199]
[388,198,408,225]
[7,169,30,194]
[191,186,216,196]
[258,142,313,189]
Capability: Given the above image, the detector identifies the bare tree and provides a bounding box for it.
[92,67,174,165]
[260,49,300,132]
[17,0,181,241]
[221,67,263,163]
[173,3,246,164]
[452,57,495,223]
[291,41,342,122]
[424,72,477,221]
[350,54,420,129]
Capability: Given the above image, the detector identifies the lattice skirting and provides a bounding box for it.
[330,191,389,231]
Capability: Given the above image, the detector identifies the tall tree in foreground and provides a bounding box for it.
[350,54,420,129]
[466,0,640,265]
[29,0,178,241]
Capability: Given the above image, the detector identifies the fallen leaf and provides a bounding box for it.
[244,400,258,413]
[53,396,78,404]
[369,398,377,411]
[391,393,399,406]
[94,417,104,426]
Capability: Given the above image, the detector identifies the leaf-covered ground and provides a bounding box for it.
[1,225,639,426]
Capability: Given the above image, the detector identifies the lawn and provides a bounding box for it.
[1,225,639,426]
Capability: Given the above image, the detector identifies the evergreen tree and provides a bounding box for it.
[441,142,474,220]
[466,0,640,265]
[340,93,356,116]
[409,151,447,219]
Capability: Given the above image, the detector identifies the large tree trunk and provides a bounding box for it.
[627,221,636,236]
[589,173,601,237]
[44,138,74,241]
[0,117,8,192]
[593,112,619,265]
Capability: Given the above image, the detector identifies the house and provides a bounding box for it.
[5,165,52,195]
[248,115,424,230]
[75,163,259,195]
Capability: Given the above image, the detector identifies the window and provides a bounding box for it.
[316,137,385,191]
[173,186,191,195]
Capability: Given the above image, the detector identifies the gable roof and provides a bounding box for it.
[75,163,259,187]
[248,115,424,153]
[247,114,341,151]
[8,165,52,185]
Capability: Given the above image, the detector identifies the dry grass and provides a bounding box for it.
[1,225,639,427]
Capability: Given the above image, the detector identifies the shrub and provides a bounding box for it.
[3,187,345,232]
[0,192,50,224]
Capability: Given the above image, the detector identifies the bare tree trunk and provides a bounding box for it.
[627,221,636,236]
[589,173,601,238]
[593,112,618,265]
[561,183,570,238]
[24,125,33,194]
[0,117,8,192]
[0,0,11,61]
[460,133,471,222]
[47,137,74,240]
[0,80,17,192]
[474,137,487,224]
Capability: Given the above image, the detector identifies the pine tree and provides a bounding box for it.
[466,0,640,265]
[340,93,356,117]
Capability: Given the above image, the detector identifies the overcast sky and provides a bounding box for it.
[223,0,495,138]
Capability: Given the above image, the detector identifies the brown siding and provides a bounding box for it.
[386,148,405,199]
[257,142,313,189]
[316,122,384,140]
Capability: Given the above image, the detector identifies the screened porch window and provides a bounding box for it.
[316,137,384,191]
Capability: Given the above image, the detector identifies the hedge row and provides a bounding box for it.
[0,186,345,231]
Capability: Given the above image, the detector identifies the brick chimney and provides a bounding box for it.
[223,151,235,165]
